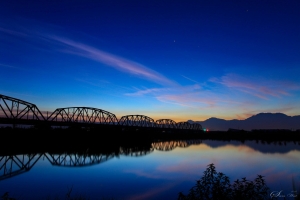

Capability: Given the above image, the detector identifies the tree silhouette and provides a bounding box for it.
[178,163,270,200]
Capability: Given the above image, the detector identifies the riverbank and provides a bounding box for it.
[1,127,299,155]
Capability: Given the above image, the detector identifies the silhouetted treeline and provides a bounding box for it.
[0,126,299,155]
[178,163,300,200]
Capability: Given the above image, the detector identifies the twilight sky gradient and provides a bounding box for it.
[0,0,299,121]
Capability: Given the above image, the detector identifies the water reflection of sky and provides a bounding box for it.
[1,141,300,200]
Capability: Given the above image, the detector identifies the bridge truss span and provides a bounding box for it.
[190,123,203,130]
[176,122,192,130]
[47,107,118,125]
[156,119,177,129]
[0,94,45,121]
[176,122,203,130]
[118,115,156,127]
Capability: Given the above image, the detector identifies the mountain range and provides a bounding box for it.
[202,140,300,154]
[188,113,300,131]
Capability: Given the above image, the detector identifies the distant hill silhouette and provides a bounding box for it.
[189,113,300,131]
[202,140,300,154]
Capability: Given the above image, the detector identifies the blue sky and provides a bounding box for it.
[0,0,299,121]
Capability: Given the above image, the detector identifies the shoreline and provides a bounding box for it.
[1,127,300,155]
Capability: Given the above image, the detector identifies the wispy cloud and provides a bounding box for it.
[125,87,169,96]
[126,83,246,110]
[0,27,28,37]
[210,73,300,99]
[0,25,177,86]
[157,93,216,108]
[181,75,199,84]
[48,36,177,86]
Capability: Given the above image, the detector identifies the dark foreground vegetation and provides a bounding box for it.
[178,164,299,200]
[178,163,271,200]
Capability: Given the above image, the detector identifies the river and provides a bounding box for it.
[1,139,299,199]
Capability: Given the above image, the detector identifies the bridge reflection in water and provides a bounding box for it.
[152,140,202,151]
[45,153,115,167]
[0,139,201,181]
[0,154,42,181]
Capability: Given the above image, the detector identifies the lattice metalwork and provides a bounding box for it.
[120,147,154,157]
[176,122,192,129]
[45,153,114,167]
[152,140,202,151]
[0,154,42,180]
[0,94,45,121]
[118,115,155,127]
[156,119,177,129]
[185,139,202,146]
[47,107,118,125]
[190,123,203,130]
[0,94,204,131]
[152,141,191,151]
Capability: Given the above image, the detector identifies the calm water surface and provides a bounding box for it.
[1,140,300,199]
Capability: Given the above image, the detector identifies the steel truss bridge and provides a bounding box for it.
[0,94,202,131]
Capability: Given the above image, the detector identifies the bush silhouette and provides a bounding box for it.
[178,163,270,200]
